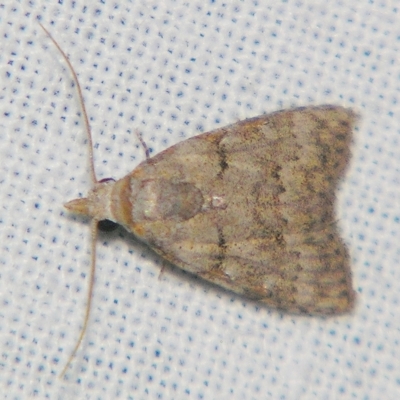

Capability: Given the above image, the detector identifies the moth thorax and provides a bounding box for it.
[126,176,204,223]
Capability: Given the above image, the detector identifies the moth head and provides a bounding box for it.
[64,179,116,225]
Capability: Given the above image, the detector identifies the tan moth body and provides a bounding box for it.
[40,24,356,378]
[66,105,356,315]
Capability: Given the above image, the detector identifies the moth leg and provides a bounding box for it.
[158,260,172,280]
[135,129,150,159]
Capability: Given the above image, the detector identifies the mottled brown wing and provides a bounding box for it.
[123,105,356,315]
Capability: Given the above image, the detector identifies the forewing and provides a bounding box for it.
[126,105,356,314]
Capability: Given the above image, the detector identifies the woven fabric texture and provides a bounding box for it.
[1,1,399,399]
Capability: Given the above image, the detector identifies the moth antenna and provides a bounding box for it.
[59,219,98,378]
[39,23,99,377]
[39,22,98,185]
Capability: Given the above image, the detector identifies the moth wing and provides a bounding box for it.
[122,106,356,314]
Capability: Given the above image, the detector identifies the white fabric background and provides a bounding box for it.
[1,1,399,399]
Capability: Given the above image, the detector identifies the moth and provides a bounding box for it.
[40,24,356,378]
